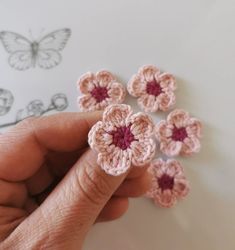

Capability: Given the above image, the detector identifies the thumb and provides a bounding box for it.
[37,149,127,244]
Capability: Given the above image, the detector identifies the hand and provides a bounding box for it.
[0,112,151,249]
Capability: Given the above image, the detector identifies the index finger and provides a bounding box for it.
[0,112,102,181]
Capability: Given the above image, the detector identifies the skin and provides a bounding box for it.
[0,112,151,249]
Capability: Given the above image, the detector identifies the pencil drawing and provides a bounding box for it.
[0,93,68,128]
[0,28,71,70]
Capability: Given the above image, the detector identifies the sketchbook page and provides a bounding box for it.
[1,1,235,250]
[0,4,76,131]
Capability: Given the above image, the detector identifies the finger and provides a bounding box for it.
[26,149,129,242]
[0,180,27,208]
[25,164,53,195]
[31,154,148,203]
[114,171,152,197]
[0,206,27,242]
[33,180,60,205]
[126,164,149,179]
[47,148,86,177]
[23,198,38,213]
[26,149,86,195]
[0,112,102,181]
[97,197,129,222]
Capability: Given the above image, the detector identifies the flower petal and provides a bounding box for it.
[127,75,146,97]
[160,139,182,156]
[131,139,156,166]
[103,104,132,127]
[165,159,184,177]
[173,178,190,198]
[107,82,126,103]
[88,121,113,152]
[98,149,132,176]
[150,158,166,178]
[167,109,190,128]
[138,65,161,82]
[145,180,159,198]
[137,94,159,112]
[157,92,176,111]
[182,137,201,155]
[155,120,173,140]
[96,70,115,87]
[158,73,177,91]
[130,113,154,139]
[95,98,113,111]
[77,95,97,111]
[155,190,176,208]
[151,158,165,169]
[78,72,96,94]
[145,188,156,199]
[186,118,202,138]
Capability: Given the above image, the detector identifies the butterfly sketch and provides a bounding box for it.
[0,93,68,129]
[0,88,14,116]
[0,28,71,71]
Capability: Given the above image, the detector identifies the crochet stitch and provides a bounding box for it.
[77,70,126,111]
[155,109,202,156]
[146,159,190,208]
[127,65,176,112]
[88,104,156,176]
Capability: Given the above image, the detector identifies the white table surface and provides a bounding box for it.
[0,0,235,249]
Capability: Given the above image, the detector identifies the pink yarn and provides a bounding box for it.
[155,109,202,156]
[127,65,177,112]
[146,158,190,208]
[77,70,126,111]
[88,104,156,176]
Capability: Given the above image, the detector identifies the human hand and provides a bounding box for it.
[0,112,151,249]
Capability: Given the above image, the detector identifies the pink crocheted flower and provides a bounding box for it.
[127,65,176,112]
[88,104,156,176]
[155,109,202,156]
[77,70,126,111]
[146,159,190,208]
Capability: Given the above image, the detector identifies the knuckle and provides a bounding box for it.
[0,117,39,150]
[17,116,38,129]
[14,117,40,137]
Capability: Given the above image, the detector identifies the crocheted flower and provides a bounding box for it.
[88,104,156,176]
[77,70,126,111]
[155,109,202,156]
[146,159,190,208]
[127,65,176,112]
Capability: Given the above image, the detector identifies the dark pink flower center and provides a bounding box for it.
[110,125,135,150]
[146,79,162,96]
[90,86,109,103]
[158,174,174,191]
[172,126,188,141]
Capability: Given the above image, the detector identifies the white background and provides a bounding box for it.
[0,0,235,249]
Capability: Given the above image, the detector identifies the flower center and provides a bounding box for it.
[90,86,109,103]
[172,126,188,141]
[146,79,162,96]
[158,174,174,191]
[110,125,135,150]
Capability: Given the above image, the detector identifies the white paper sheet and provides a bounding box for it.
[0,0,235,249]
